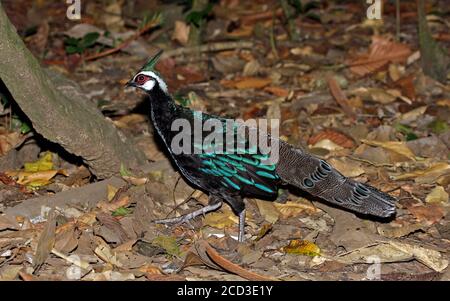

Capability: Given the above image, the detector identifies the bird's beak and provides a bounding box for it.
[125,81,136,88]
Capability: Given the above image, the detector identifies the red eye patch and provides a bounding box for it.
[135,74,151,85]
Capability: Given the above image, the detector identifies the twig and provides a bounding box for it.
[84,19,161,61]
[161,41,254,58]
[348,155,394,168]
[164,189,205,219]
[241,8,283,25]
[51,248,92,271]
[270,11,279,59]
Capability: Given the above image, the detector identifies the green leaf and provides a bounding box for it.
[174,93,191,107]
[405,133,418,141]
[112,207,131,217]
[10,116,31,134]
[185,3,213,27]
[120,163,132,177]
[395,123,414,134]
[64,37,80,46]
[152,236,182,257]
[428,119,449,134]
[65,45,81,54]
[305,12,321,22]
[288,0,303,13]
[81,32,100,48]
[20,121,32,134]
[186,11,203,27]
[303,0,320,12]
[395,123,418,141]
[140,11,164,30]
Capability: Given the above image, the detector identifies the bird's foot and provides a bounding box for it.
[154,201,223,227]
[238,209,246,243]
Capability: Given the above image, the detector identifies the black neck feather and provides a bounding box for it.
[147,84,177,144]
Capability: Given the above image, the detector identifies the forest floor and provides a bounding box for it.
[0,0,449,281]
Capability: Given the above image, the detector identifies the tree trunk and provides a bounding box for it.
[0,2,148,178]
[417,0,449,83]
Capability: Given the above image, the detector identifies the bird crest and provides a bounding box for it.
[140,49,163,73]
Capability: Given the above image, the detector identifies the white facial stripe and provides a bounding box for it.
[139,71,168,93]
[142,79,156,91]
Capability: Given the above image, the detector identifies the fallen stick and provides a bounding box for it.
[85,18,161,61]
[162,41,254,58]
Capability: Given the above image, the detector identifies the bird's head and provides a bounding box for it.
[126,50,168,94]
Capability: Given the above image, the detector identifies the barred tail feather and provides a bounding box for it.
[276,142,396,217]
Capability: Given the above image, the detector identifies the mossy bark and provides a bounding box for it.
[417,0,449,83]
[0,3,148,178]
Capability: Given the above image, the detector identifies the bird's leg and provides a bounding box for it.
[238,209,246,242]
[154,198,223,226]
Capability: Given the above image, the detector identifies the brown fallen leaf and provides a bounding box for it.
[263,86,290,97]
[54,224,79,254]
[18,271,36,281]
[76,211,97,226]
[113,114,147,129]
[308,129,355,149]
[94,241,123,267]
[220,77,272,89]
[203,206,238,229]
[390,162,450,182]
[180,251,209,271]
[255,223,273,241]
[113,239,138,252]
[310,139,344,151]
[26,21,49,55]
[360,139,416,160]
[273,199,320,219]
[377,222,425,238]
[335,241,448,272]
[139,263,163,275]
[5,169,68,187]
[97,196,131,212]
[227,25,254,38]
[327,75,356,119]
[172,20,190,45]
[408,204,446,226]
[0,214,20,231]
[240,8,283,25]
[381,272,441,281]
[255,199,279,224]
[96,213,129,244]
[84,270,135,281]
[328,157,365,177]
[34,211,56,270]
[350,87,397,104]
[425,186,449,204]
[349,35,412,76]
[156,58,205,92]
[0,172,17,186]
[0,130,23,156]
[0,265,23,280]
[394,74,416,100]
